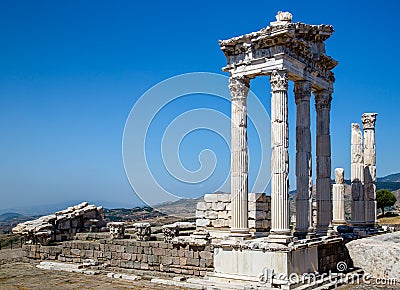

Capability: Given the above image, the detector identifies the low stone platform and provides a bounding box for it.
[23,238,214,277]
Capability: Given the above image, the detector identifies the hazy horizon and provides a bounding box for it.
[1,1,400,210]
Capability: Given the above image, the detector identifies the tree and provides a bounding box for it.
[376,189,397,217]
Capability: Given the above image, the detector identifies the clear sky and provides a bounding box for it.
[1,1,399,211]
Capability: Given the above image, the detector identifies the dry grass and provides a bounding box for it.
[378,215,400,225]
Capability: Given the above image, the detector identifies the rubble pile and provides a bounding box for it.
[12,202,106,245]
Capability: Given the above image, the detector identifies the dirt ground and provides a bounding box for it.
[0,249,399,289]
[0,249,185,290]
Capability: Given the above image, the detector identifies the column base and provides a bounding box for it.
[315,225,329,236]
[293,231,308,239]
[363,222,378,228]
[332,220,347,226]
[294,226,315,239]
[350,222,366,227]
[268,230,293,244]
[229,228,251,240]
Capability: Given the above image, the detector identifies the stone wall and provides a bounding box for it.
[196,193,271,235]
[317,238,352,273]
[22,239,214,276]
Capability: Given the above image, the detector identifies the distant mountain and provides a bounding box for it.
[155,197,202,218]
[377,173,400,183]
[0,199,140,216]
[0,212,24,222]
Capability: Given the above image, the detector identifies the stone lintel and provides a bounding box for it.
[225,54,332,91]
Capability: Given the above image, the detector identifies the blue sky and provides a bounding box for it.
[1,1,399,211]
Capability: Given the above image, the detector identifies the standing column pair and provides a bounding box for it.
[294,85,333,237]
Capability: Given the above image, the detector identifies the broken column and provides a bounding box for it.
[133,222,151,241]
[314,90,333,235]
[362,113,377,227]
[332,168,346,227]
[229,76,250,236]
[269,69,291,242]
[109,222,125,239]
[351,123,365,226]
[294,80,313,238]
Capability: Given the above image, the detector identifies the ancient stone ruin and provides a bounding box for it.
[13,12,391,290]
[12,202,106,245]
[351,113,378,227]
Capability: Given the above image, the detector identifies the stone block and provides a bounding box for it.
[179,257,187,266]
[187,258,200,266]
[196,219,210,227]
[71,249,80,256]
[185,250,194,259]
[211,202,226,211]
[196,202,210,211]
[195,210,205,218]
[211,219,228,228]
[205,211,217,219]
[140,263,149,270]
[248,210,267,220]
[248,193,265,202]
[203,194,218,203]
[216,211,229,220]
[161,256,173,265]
[199,251,213,260]
[122,253,131,260]
[216,193,230,202]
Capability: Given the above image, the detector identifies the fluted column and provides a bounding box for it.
[294,81,313,238]
[314,90,332,235]
[362,113,377,227]
[332,168,346,227]
[351,123,365,226]
[269,69,291,241]
[229,76,250,235]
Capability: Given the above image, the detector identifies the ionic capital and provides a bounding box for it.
[270,69,288,92]
[314,90,332,111]
[294,81,312,104]
[361,113,377,130]
[229,76,250,99]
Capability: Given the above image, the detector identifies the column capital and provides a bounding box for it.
[270,69,288,92]
[229,76,250,99]
[294,80,312,104]
[361,113,377,130]
[334,168,344,184]
[314,90,332,111]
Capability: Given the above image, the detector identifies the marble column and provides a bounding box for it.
[351,123,365,226]
[294,81,313,237]
[332,168,346,227]
[314,90,332,235]
[229,76,250,235]
[362,113,377,227]
[269,69,291,241]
